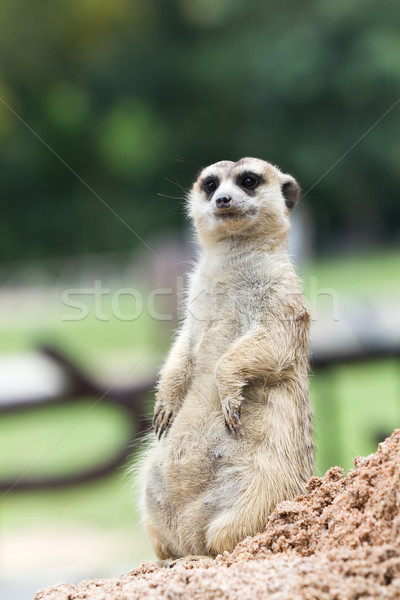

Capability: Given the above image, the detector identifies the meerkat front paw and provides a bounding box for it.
[221,395,243,435]
[152,396,177,440]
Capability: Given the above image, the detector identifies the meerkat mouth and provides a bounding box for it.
[214,211,242,220]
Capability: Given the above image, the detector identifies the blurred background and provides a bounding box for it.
[1,0,400,597]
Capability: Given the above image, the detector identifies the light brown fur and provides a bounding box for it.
[138,158,314,559]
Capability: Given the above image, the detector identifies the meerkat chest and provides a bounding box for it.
[187,261,269,339]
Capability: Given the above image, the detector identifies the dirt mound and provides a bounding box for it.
[35,429,400,600]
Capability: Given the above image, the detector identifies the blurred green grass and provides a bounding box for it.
[1,248,399,550]
[311,359,400,476]
[0,401,134,480]
[301,248,400,295]
[0,286,163,357]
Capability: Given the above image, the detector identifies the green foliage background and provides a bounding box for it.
[1,0,399,260]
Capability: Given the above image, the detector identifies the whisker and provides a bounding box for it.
[165,177,190,194]
[157,192,185,200]
[175,157,202,169]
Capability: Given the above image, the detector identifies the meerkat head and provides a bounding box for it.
[188,157,300,248]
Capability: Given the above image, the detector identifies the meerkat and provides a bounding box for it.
[139,157,314,559]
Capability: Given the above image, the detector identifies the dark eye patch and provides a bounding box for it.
[202,176,219,196]
[237,172,262,191]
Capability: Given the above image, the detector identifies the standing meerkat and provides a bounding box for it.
[139,157,314,559]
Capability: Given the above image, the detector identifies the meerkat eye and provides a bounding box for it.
[203,177,219,195]
[240,173,260,190]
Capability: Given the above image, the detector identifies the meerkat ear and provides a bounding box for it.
[281,177,300,210]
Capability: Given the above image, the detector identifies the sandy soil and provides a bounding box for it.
[35,429,400,600]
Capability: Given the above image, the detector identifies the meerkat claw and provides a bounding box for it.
[224,410,242,435]
[225,421,241,435]
[222,397,242,435]
[153,407,175,439]
[232,410,240,424]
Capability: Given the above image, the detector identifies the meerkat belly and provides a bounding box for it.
[144,428,239,555]
[144,378,272,554]
[146,385,224,504]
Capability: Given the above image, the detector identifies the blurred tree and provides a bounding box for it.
[0,0,399,260]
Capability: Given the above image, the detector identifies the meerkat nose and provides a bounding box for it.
[215,195,231,208]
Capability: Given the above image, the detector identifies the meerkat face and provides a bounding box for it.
[188,157,300,247]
